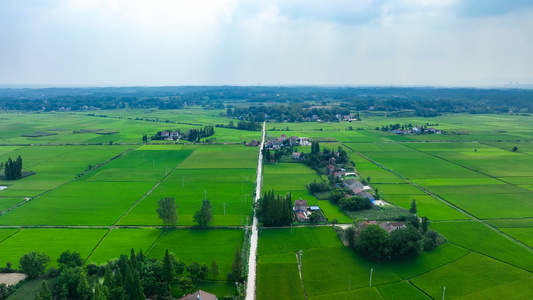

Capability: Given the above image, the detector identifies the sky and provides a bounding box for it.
[0,0,532,87]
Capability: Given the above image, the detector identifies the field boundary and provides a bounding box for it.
[112,149,194,226]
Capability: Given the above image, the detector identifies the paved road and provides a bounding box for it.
[245,122,266,300]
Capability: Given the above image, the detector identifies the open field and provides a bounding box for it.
[0,228,108,267]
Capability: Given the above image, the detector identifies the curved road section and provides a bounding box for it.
[245,122,266,300]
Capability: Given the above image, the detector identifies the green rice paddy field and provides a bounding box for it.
[1,110,533,299]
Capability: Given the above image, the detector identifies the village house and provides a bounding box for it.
[292,152,302,160]
[179,290,217,300]
[343,178,365,190]
[293,199,322,223]
[379,222,406,233]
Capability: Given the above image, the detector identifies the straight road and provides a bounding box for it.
[245,122,266,300]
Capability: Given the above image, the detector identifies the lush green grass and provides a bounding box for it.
[426,242,470,263]
[0,181,155,225]
[263,163,323,192]
[84,149,193,182]
[384,194,468,221]
[87,228,163,264]
[431,221,533,271]
[377,282,429,300]
[438,193,533,219]
[453,276,533,300]
[258,227,341,256]
[146,229,244,277]
[6,277,57,300]
[177,145,258,169]
[373,184,425,195]
[0,228,108,267]
[500,228,533,248]
[0,145,131,197]
[309,287,383,300]
[411,252,533,299]
[0,229,19,242]
[383,252,447,279]
[317,200,353,223]
[191,281,239,299]
[486,218,533,228]
[257,261,303,300]
[119,168,256,226]
[0,198,26,211]
[301,247,400,296]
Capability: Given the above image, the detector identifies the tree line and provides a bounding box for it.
[0,156,23,180]
[0,246,246,300]
[157,197,214,227]
[256,190,293,226]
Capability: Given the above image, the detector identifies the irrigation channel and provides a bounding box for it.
[245,122,266,300]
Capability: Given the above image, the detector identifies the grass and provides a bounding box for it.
[382,252,447,279]
[377,282,430,300]
[0,198,26,211]
[301,247,400,297]
[146,229,244,277]
[258,227,340,256]
[499,228,533,248]
[308,287,383,300]
[0,181,155,225]
[0,228,108,268]
[0,229,19,242]
[6,277,57,300]
[384,194,468,221]
[437,193,533,219]
[118,168,256,226]
[485,218,533,228]
[87,228,164,264]
[431,221,533,271]
[257,261,303,300]
[411,252,533,299]
[177,145,258,169]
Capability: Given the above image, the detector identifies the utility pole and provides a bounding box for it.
[369,268,373,287]
[443,286,446,300]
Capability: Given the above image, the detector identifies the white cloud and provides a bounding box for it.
[0,0,532,86]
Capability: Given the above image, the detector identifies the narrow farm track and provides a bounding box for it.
[245,122,266,300]
[0,145,139,216]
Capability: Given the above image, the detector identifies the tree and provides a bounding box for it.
[308,211,320,224]
[512,146,518,152]
[389,226,422,259]
[186,262,209,282]
[328,188,345,204]
[409,199,418,214]
[193,199,213,226]
[340,196,372,211]
[19,251,50,279]
[357,225,390,260]
[142,134,148,143]
[345,226,356,248]
[210,259,219,280]
[35,281,53,300]
[157,197,178,227]
[4,156,22,180]
[256,190,293,226]
[76,272,91,300]
[230,246,243,282]
[421,216,430,234]
[161,249,175,284]
[57,250,84,269]
[177,276,193,293]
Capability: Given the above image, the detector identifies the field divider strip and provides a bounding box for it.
[112,149,194,226]
[145,229,168,255]
[399,143,533,253]
[84,228,112,264]
[0,146,139,216]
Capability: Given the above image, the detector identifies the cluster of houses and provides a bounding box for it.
[342,178,375,202]
[391,127,442,135]
[159,131,181,140]
[293,199,322,222]
[357,220,406,233]
[265,135,311,149]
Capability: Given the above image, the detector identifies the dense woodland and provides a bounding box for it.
[0,86,532,117]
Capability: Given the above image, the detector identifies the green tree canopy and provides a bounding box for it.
[19,251,50,279]
[357,225,390,260]
[193,199,213,226]
[157,197,178,227]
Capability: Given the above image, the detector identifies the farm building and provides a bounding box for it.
[179,290,217,300]
[343,179,365,190]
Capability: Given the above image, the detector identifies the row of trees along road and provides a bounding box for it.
[157,197,214,227]
[1,155,23,180]
[256,190,293,226]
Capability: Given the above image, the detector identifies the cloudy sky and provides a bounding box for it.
[1,0,532,87]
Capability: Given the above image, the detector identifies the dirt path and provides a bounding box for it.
[0,273,26,285]
[245,122,266,300]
